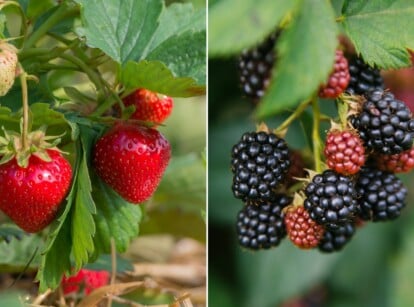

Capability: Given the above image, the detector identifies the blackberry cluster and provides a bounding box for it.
[238,33,278,102]
[351,90,414,154]
[355,167,407,221]
[236,195,291,250]
[346,56,384,95]
[318,222,355,253]
[304,170,358,229]
[319,50,350,99]
[231,131,290,202]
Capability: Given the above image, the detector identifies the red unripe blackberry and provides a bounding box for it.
[238,33,278,102]
[304,170,359,230]
[346,56,384,95]
[351,90,414,154]
[284,205,325,249]
[319,50,350,99]
[236,195,291,250]
[324,129,365,175]
[356,167,407,221]
[231,131,290,202]
[318,222,355,253]
[376,147,414,173]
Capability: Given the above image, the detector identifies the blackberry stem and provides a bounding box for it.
[274,100,311,133]
[311,96,323,173]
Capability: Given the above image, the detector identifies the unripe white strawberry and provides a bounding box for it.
[0,43,18,96]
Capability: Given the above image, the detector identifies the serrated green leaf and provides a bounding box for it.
[70,128,97,271]
[91,177,142,260]
[342,0,414,69]
[36,203,72,291]
[148,2,205,52]
[120,60,205,97]
[148,30,206,85]
[209,0,298,56]
[74,0,205,83]
[257,0,337,118]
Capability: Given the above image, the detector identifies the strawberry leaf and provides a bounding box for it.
[256,0,337,118]
[91,177,142,260]
[70,127,97,271]
[342,0,414,69]
[208,0,299,56]
[120,60,205,97]
[74,0,205,83]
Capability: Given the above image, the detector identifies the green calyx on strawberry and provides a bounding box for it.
[0,126,72,233]
[0,42,18,97]
[93,122,171,204]
[122,88,174,124]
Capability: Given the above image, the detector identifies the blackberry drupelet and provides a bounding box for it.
[376,147,414,173]
[351,89,414,154]
[238,33,278,102]
[304,170,358,229]
[284,205,325,249]
[346,56,384,95]
[236,195,291,250]
[318,222,355,253]
[356,167,407,221]
[319,50,350,99]
[231,131,290,202]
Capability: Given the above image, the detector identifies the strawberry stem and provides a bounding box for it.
[20,70,29,151]
[24,2,79,49]
[311,96,323,173]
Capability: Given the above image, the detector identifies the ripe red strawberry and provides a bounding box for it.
[324,129,365,175]
[0,150,72,233]
[93,123,171,204]
[0,43,18,96]
[284,205,324,249]
[319,50,350,99]
[122,88,173,124]
[61,269,110,295]
[376,147,414,173]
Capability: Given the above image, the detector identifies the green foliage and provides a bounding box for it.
[0,0,205,293]
[342,0,414,69]
[209,0,298,56]
[0,224,26,244]
[120,61,205,97]
[75,0,206,84]
[257,0,337,117]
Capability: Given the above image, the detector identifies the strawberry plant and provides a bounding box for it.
[0,0,205,302]
[209,0,414,306]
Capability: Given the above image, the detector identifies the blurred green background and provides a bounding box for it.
[208,57,414,307]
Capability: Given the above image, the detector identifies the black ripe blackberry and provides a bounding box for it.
[236,195,291,250]
[318,222,355,253]
[304,170,358,229]
[356,167,407,221]
[346,56,384,95]
[231,131,290,202]
[351,89,414,154]
[238,33,278,102]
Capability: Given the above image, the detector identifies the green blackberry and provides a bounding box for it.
[351,89,414,154]
[238,33,278,102]
[236,195,291,250]
[356,167,407,221]
[231,131,290,202]
[346,56,384,95]
[318,222,355,253]
[304,170,358,230]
